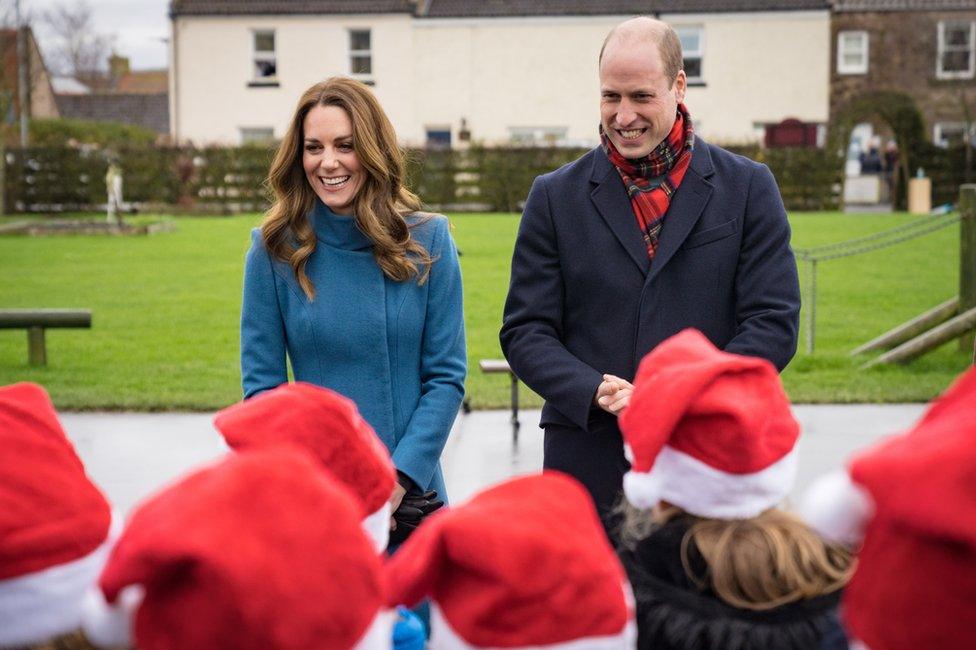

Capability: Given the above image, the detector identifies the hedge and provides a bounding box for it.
[1,142,969,214]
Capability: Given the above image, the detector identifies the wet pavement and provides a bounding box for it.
[62,405,926,516]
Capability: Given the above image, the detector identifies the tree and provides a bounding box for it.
[40,0,113,87]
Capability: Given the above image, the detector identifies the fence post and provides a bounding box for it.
[960,185,976,352]
[805,258,817,354]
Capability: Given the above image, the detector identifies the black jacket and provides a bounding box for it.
[617,517,847,650]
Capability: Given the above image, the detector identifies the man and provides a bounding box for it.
[500,17,800,525]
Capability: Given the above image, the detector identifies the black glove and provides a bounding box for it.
[389,490,444,545]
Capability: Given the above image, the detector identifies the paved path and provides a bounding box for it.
[62,405,926,516]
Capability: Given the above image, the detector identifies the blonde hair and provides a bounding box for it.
[12,630,101,650]
[261,77,431,300]
[620,502,853,611]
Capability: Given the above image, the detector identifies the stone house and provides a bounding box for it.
[168,0,830,146]
[830,0,976,147]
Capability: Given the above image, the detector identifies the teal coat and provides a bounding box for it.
[240,202,466,497]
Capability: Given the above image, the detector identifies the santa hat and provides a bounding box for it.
[798,365,976,650]
[385,472,636,649]
[214,382,396,552]
[0,382,116,648]
[618,329,799,519]
[82,447,393,650]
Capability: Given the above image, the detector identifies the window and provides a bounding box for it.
[937,21,975,79]
[426,128,452,150]
[676,26,703,82]
[349,29,372,78]
[837,31,868,75]
[240,127,274,145]
[508,126,569,147]
[933,122,974,148]
[252,30,277,82]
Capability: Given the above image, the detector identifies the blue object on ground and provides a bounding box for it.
[393,606,426,650]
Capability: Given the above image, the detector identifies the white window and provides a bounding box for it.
[676,26,703,82]
[349,29,372,79]
[508,126,569,147]
[252,30,277,82]
[240,127,274,145]
[937,21,975,79]
[837,31,869,74]
[933,122,974,148]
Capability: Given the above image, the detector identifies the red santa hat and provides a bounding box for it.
[798,365,976,650]
[213,382,396,552]
[82,447,393,650]
[618,329,800,519]
[0,382,116,647]
[385,472,636,649]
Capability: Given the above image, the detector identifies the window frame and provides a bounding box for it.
[933,122,975,148]
[250,29,277,84]
[837,30,869,75]
[675,25,704,84]
[348,28,373,82]
[936,20,975,80]
[240,127,275,145]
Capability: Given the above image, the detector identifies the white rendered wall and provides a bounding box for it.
[664,10,830,144]
[170,14,414,145]
[170,11,829,146]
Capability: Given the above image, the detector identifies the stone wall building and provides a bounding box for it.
[830,0,976,146]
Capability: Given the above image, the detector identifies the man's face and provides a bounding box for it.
[600,39,686,159]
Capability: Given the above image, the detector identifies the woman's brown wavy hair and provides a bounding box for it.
[261,77,431,300]
[620,502,853,611]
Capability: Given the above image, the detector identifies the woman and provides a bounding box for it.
[240,77,466,526]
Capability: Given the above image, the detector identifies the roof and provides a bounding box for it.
[116,70,169,94]
[55,93,170,134]
[51,77,91,94]
[170,0,828,17]
[425,1,827,16]
[832,0,976,9]
[170,0,415,16]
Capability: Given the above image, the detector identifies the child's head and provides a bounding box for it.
[621,502,851,610]
[800,366,976,649]
[82,448,393,650]
[385,473,636,649]
[0,383,115,649]
[213,382,397,551]
[617,330,851,609]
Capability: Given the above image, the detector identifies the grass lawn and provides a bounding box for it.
[0,211,970,410]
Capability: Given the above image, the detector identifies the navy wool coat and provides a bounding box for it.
[500,139,801,520]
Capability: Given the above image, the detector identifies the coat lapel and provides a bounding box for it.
[589,149,650,276]
[647,140,715,284]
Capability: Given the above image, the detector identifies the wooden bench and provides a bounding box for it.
[0,309,92,366]
[479,359,521,444]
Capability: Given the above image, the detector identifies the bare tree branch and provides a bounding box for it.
[41,0,114,85]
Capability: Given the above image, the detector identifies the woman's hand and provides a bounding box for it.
[389,482,407,530]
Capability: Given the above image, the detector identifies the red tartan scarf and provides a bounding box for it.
[600,103,695,259]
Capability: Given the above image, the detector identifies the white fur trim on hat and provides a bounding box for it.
[362,501,392,554]
[0,515,121,648]
[624,444,798,519]
[352,608,396,650]
[427,591,637,649]
[797,470,874,547]
[81,584,144,648]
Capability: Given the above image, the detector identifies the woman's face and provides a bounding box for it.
[302,104,364,215]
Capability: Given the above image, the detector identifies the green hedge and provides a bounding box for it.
[2,142,969,214]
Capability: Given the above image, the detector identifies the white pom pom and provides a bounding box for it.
[797,471,873,547]
[623,470,662,510]
[81,585,143,648]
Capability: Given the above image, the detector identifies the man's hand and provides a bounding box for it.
[594,373,634,415]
